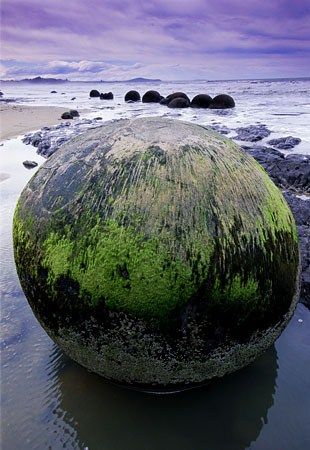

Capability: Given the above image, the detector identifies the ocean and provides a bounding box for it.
[2,77,310,154]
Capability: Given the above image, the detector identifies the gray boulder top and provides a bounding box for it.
[44,116,232,165]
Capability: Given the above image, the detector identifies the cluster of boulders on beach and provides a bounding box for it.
[89,88,235,109]
[89,89,114,100]
[60,109,80,120]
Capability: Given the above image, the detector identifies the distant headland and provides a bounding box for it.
[0,76,162,84]
[0,76,68,84]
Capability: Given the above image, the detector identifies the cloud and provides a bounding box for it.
[1,0,309,80]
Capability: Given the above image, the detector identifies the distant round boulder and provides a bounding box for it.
[124,90,141,102]
[210,94,235,109]
[61,112,73,119]
[69,110,79,117]
[168,97,190,108]
[13,117,299,392]
[166,92,190,104]
[89,90,100,98]
[142,90,161,103]
[100,92,114,100]
[191,94,212,108]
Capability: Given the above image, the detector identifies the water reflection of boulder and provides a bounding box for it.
[55,346,278,450]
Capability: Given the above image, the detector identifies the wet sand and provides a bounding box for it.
[0,103,68,140]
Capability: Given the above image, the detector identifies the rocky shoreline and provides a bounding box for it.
[22,118,309,308]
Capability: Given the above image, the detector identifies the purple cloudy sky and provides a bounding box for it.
[1,0,310,80]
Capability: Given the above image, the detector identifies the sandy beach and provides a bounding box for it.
[0,103,68,140]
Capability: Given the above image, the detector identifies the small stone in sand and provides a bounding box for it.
[23,160,38,169]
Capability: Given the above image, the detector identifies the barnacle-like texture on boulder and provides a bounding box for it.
[13,117,299,391]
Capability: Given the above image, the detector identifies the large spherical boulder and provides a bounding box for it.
[124,90,141,102]
[191,94,212,108]
[166,92,190,104]
[167,97,190,108]
[13,117,299,392]
[142,90,161,103]
[89,89,100,98]
[210,94,235,109]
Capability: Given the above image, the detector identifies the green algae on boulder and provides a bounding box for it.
[13,117,300,391]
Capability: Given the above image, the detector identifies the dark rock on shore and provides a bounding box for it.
[71,97,76,101]
[22,132,42,147]
[125,90,140,102]
[210,94,235,109]
[245,146,284,163]
[22,117,106,158]
[142,90,161,103]
[89,90,100,98]
[37,138,52,156]
[297,224,310,307]
[245,147,310,193]
[23,160,38,169]
[191,94,212,108]
[100,92,113,100]
[284,192,310,227]
[22,131,53,156]
[283,192,310,308]
[50,90,57,94]
[168,97,190,108]
[267,136,301,150]
[242,144,309,307]
[211,124,231,135]
[61,112,73,120]
[234,124,271,142]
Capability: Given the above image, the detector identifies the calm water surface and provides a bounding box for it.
[1,87,310,449]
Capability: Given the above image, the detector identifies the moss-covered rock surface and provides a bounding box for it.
[13,117,300,390]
